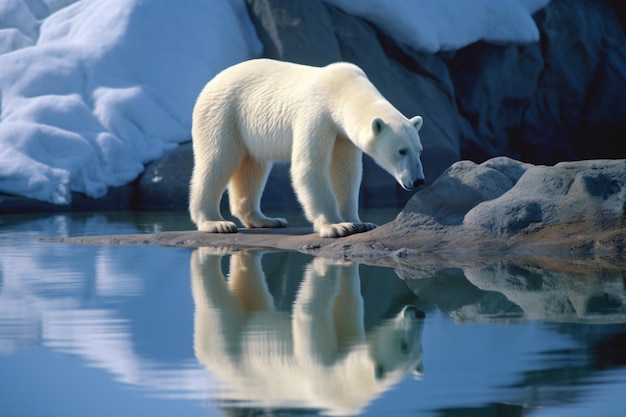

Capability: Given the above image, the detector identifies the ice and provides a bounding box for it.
[323,0,550,53]
[0,0,262,204]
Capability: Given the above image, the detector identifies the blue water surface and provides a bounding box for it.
[0,212,624,417]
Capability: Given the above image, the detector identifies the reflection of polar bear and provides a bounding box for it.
[190,248,424,416]
[189,59,425,237]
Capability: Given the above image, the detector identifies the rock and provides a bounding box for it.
[349,157,626,260]
[139,142,301,211]
[245,0,341,65]
[397,158,531,226]
[139,142,194,209]
[447,0,626,164]
[463,159,626,236]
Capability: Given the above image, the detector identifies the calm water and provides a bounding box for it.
[0,211,625,417]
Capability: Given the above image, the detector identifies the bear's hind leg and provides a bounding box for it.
[229,156,288,229]
[189,147,239,233]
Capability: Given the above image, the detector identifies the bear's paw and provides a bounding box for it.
[244,216,289,229]
[319,222,377,238]
[198,220,238,233]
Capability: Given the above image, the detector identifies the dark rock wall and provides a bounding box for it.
[449,0,626,164]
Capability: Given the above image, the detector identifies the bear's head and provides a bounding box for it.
[366,115,425,191]
[367,305,425,382]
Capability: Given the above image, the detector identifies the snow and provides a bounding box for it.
[0,0,549,204]
[324,0,551,53]
[0,0,262,204]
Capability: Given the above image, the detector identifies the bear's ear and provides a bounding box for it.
[372,117,387,135]
[410,116,423,132]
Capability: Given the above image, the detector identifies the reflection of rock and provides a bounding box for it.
[464,262,626,323]
[191,248,423,416]
[404,268,523,323]
[398,259,626,324]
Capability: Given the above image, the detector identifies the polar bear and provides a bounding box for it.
[189,59,425,238]
[191,248,424,416]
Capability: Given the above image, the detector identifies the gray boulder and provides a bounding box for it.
[463,159,626,236]
[353,157,626,259]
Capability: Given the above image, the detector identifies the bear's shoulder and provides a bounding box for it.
[324,62,366,78]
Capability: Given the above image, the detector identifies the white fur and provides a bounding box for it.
[191,248,424,416]
[189,59,425,237]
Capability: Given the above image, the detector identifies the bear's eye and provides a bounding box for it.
[398,148,408,156]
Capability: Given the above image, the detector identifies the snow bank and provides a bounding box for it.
[323,0,550,53]
[0,0,261,204]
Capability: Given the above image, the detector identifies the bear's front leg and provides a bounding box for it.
[329,137,377,237]
[291,134,374,238]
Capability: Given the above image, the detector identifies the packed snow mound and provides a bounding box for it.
[323,0,550,53]
[0,0,261,204]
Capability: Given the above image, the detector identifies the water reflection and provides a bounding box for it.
[398,260,626,323]
[191,248,424,416]
[0,212,624,417]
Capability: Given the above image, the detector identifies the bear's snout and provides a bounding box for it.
[413,178,425,188]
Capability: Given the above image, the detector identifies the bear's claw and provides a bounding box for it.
[198,220,238,233]
[319,222,377,238]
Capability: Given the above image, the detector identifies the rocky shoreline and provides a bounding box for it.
[47,157,626,270]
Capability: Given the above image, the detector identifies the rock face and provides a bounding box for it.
[448,0,626,163]
[463,159,626,236]
[397,157,626,236]
[358,157,626,259]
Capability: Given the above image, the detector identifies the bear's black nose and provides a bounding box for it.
[413,178,425,188]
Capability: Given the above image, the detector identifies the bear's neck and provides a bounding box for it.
[334,96,401,151]
[328,74,402,151]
